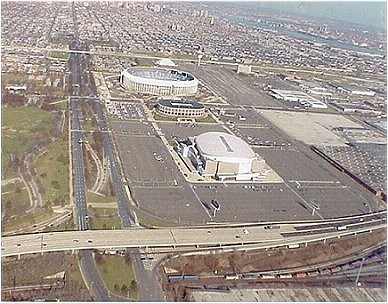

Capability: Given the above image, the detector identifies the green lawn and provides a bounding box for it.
[196,114,217,124]
[50,50,69,60]
[89,217,122,230]
[2,106,56,178]
[135,58,154,67]
[2,207,54,233]
[1,181,30,217]
[34,132,69,207]
[91,207,118,217]
[136,209,179,228]
[96,255,138,300]
[87,191,116,204]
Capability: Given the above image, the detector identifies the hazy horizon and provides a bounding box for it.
[238,1,387,30]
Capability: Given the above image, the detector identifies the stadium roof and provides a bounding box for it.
[195,132,255,161]
[155,58,177,67]
[125,69,195,81]
[158,99,204,109]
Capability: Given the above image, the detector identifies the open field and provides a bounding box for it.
[95,255,138,300]
[89,217,122,230]
[1,181,30,218]
[2,207,54,233]
[2,106,55,178]
[34,133,69,207]
[49,50,69,60]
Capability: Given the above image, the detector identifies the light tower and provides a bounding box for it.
[197,54,203,67]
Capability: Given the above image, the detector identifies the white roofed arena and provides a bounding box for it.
[120,68,198,96]
[177,132,267,181]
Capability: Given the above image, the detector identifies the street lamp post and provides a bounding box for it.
[355,257,366,286]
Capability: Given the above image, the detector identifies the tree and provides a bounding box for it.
[114,283,120,291]
[124,252,132,264]
[121,284,129,296]
[130,280,138,294]
[94,252,105,265]
[204,254,219,271]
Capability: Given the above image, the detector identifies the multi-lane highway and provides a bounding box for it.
[2,213,386,257]
[67,4,115,301]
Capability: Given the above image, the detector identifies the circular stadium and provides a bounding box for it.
[120,68,198,96]
[156,99,205,118]
[178,132,266,181]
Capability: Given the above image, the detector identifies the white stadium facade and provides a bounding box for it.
[156,99,205,118]
[120,68,198,96]
[177,132,267,181]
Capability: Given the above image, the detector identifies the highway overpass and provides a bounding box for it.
[2,212,386,257]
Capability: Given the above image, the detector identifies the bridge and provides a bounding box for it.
[2,211,386,257]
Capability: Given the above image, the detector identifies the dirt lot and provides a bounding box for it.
[1,252,92,301]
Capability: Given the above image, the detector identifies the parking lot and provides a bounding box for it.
[106,86,382,224]
[216,107,269,126]
[107,101,146,120]
[180,63,283,108]
[321,144,386,192]
[158,121,226,141]
[113,129,178,184]
[192,183,314,222]
[253,146,377,216]
[230,125,293,148]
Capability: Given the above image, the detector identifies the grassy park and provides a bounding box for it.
[96,255,138,299]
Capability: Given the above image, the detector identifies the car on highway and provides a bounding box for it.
[264,225,280,229]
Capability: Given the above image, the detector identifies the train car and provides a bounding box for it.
[330,266,341,273]
[242,273,260,279]
[350,260,362,267]
[320,269,332,275]
[307,271,319,277]
[261,274,276,279]
[225,274,240,280]
[296,272,308,278]
[279,274,293,279]
[183,275,199,281]
[287,244,300,249]
[168,275,184,281]
[340,264,350,271]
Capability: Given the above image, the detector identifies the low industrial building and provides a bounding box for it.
[156,99,205,118]
[270,89,328,109]
[176,132,267,181]
[331,103,382,115]
[237,64,252,74]
[328,82,376,96]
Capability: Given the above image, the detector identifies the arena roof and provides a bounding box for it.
[155,58,177,67]
[195,132,256,162]
[158,99,204,109]
[125,69,194,81]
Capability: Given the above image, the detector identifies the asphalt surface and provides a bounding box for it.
[92,99,164,301]
[3,213,386,256]
[68,5,112,301]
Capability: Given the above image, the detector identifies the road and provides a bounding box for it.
[2,213,385,257]
[67,4,112,301]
